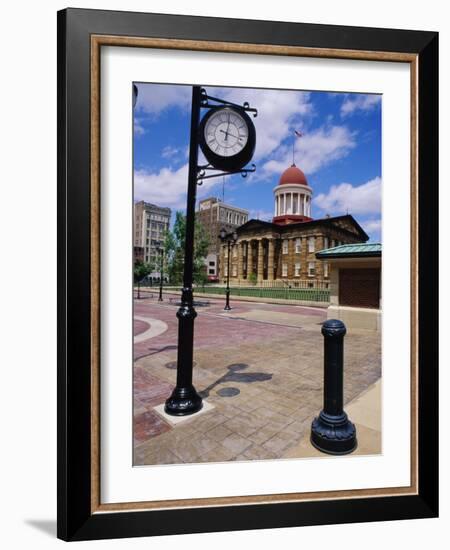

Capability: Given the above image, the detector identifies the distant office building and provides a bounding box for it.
[196,197,249,281]
[133,246,144,264]
[134,201,171,266]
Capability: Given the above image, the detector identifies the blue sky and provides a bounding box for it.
[134,83,382,242]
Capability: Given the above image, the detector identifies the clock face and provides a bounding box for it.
[198,106,256,172]
[203,108,248,157]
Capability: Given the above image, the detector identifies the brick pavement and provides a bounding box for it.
[133,294,381,465]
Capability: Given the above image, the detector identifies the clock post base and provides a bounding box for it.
[164,386,203,416]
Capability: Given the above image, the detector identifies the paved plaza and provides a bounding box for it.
[133,291,381,466]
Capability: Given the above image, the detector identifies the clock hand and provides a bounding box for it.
[220,128,239,140]
[219,128,240,140]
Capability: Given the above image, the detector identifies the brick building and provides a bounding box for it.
[219,163,368,286]
[196,197,249,281]
[316,243,382,331]
[133,246,144,264]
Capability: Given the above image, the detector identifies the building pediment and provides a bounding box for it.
[236,215,368,241]
[327,215,369,241]
[237,219,275,233]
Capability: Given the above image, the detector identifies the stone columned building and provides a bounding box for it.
[219,163,368,287]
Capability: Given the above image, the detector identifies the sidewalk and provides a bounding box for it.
[282,380,381,458]
[133,297,381,465]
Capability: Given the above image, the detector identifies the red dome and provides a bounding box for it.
[279,164,308,186]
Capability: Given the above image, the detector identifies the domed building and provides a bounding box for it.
[219,163,368,286]
[273,164,313,224]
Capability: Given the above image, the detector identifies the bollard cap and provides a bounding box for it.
[321,318,346,338]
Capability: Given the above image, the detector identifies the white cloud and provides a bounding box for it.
[161,145,182,159]
[135,83,191,115]
[134,118,146,137]
[134,164,222,210]
[314,176,381,216]
[249,209,273,222]
[341,94,381,117]
[362,218,382,236]
[262,125,356,176]
[218,88,313,161]
[134,164,188,209]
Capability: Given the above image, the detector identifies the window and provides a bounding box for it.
[209,261,215,267]
[308,261,316,277]
[232,245,237,258]
[208,268,215,275]
[224,265,228,276]
[324,262,329,278]
[282,239,289,254]
[308,236,315,252]
[295,238,301,253]
[323,236,329,249]
[294,262,301,277]
[282,263,288,277]
[232,265,237,277]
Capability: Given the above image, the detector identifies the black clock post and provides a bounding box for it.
[165,86,203,416]
[165,86,257,416]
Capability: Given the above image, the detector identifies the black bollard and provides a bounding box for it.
[310,319,357,455]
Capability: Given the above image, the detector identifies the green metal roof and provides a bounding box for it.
[316,242,381,259]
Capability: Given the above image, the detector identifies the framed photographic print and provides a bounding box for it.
[57,8,438,541]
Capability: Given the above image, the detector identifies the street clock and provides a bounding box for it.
[198,106,256,172]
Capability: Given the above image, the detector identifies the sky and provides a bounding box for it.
[133,83,382,242]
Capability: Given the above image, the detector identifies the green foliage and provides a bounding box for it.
[165,211,210,285]
[134,260,153,299]
[194,269,209,288]
[133,260,152,284]
[248,272,257,286]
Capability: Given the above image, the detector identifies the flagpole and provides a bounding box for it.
[292,131,295,165]
[293,130,303,165]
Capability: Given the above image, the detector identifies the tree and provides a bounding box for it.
[134,260,152,299]
[194,268,209,288]
[248,272,257,286]
[165,211,210,285]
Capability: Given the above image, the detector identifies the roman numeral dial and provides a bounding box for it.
[204,108,249,157]
[198,104,256,172]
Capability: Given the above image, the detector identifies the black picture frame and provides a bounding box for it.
[57,8,438,541]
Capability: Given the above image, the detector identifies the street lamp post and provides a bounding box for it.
[157,246,164,302]
[219,228,238,311]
